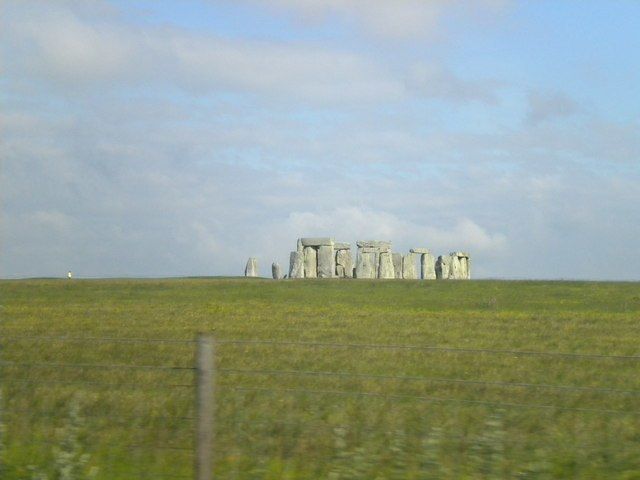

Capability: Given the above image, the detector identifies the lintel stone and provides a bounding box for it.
[301,237,334,247]
[356,240,392,249]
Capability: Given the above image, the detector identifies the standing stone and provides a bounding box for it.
[378,252,395,279]
[335,249,353,278]
[448,252,470,279]
[244,257,258,277]
[420,253,436,280]
[303,246,318,278]
[289,251,304,279]
[272,262,281,280]
[435,255,449,280]
[355,250,376,279]
[317,245,334,278]
[402,253,418,279]
[343,250,353,278]
[392,253,403,279]
[296,238,304,254]
[449,253,462,279]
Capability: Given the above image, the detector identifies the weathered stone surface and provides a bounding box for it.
[392,253,403,278]
[435,255,449,280]
[272,262,281,280]
[244,257,258,277]
[303,246,317,278]
[289,252,304,279]
[361,246,390,254]
[296,238,304,254]
[421,253,436,280]
[301,237,334,247]
[356,240,392,249]
[335,249,353,278]
[334,242,351,250]
[449,254,462,279]
[449,252,471,279]
[378,252,395,279]
[355,250,376,279]
[402,253,418,279]
[317,245,334,278]
[410,248,431,254]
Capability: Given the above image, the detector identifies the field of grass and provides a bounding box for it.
[1,278,640,479]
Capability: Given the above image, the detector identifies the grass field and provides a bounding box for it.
[1,278,640,479]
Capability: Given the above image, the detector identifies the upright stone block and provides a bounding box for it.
[355,250,375,279]
[335,249,353,278]
[421,253,436,280]
[448,254,462,279]
[392,253,403,278]
[317,245,334,278]
[303,246,317,278]
[272,262,281,280]
[378,252,395,279]
[289,252,304,278]
[448,252,470,280]
[435,256,449,280]
[244,257,258,277]
[402,253,417,279]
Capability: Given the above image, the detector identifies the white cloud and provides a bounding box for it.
[281,207,506,256]
[3,2,403,104]
[243,0,511,40]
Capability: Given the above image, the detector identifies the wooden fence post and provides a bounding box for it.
[195,335,215,480]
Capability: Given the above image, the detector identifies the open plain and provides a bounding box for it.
[1,278,640,479]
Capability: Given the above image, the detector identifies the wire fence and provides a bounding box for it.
[2,334,640,479]
[0,335,200,479]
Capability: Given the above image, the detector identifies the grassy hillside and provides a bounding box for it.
[1,278,640,479]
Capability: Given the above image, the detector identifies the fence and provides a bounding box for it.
[0,335,210,479]
[2,334,640,478]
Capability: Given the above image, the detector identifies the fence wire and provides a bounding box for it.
[2,334,640,480]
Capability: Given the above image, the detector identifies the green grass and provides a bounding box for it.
[1,278,640,479]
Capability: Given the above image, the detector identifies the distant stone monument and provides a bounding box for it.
[244,257,258,277]
[249,237,471,280]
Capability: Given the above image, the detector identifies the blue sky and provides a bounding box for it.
[2,0,639,279]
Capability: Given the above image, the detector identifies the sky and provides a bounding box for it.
[1,0,639,280]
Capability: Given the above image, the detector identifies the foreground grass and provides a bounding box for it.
[1,278,640,479]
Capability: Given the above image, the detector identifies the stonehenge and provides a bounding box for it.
[248,238,471,280]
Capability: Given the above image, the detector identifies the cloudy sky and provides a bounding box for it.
[2,0,639,279]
